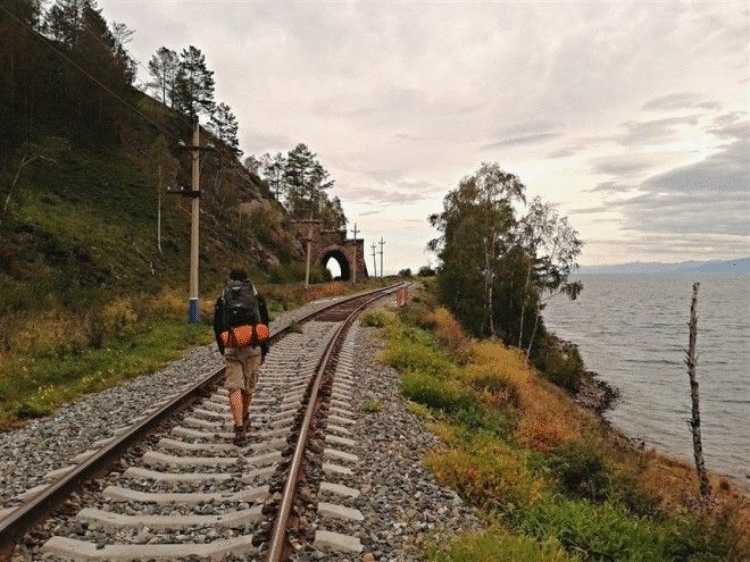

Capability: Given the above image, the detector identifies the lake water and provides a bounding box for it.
[543,274,750,490]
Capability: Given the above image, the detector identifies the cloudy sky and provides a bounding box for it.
[98,0,749,273]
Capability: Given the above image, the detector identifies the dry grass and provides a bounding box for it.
[429,306,473,362]
[467,341,597,452]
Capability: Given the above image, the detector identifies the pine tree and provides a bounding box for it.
[173,45,215,122]
[147,46,179,106]
[208,102,242,158]
[283,143,334,219]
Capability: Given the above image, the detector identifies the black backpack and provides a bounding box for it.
[222,279,262,329]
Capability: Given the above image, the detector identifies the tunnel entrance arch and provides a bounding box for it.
[320,248,351,281]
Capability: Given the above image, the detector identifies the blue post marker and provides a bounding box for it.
[189,297,199,323]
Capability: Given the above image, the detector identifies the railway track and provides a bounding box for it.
[1,284,404,561]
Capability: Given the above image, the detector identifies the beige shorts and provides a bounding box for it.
[224,346,262,393]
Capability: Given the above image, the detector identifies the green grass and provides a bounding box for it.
[361,400,383,413]
[0,318,212,424]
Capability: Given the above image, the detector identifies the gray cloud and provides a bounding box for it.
[482,132,560,150]
[707,121,750,141]
[642,93,720,112]
[588,153,664,177]
[584,137,750,256]
[587,181,632,194]
[344,184,441,206]
[615,116,702,146]
[617,191,749,237]
[642,140,749,194]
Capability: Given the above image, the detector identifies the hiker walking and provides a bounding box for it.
[213,268,270,445]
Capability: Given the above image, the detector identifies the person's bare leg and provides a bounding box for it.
[229,389,244,427]
[241,390,251,427]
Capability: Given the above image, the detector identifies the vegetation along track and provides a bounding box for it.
[1,283,404,561]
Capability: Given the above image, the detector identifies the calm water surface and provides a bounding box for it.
[544,274,750,489]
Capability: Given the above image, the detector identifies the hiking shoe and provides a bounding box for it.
[232,425,246,446]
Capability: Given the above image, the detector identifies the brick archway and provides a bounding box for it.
[291,220,368,281]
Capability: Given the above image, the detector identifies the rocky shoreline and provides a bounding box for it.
[574,369,621,418]
[550,335,621,419]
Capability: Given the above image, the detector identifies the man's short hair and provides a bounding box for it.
[229,268,248,281]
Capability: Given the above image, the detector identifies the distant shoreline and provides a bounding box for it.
[579,257,750,276]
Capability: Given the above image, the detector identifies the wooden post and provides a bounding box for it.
[378,236,385,278]
[686,282,710,497]
[188,120,200,323]
[350,223,359,283]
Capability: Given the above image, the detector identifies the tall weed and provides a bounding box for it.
[429,306,473,362]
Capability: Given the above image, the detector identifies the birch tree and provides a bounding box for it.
[429,162,524,337]
[518,196,583,356]
[146,135,178,254]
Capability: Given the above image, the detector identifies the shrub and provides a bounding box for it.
[400,371,474,413]
[547,441,612,502]
[361,400,382,413]
[397,300,435,331]
[426,527,580,562]
[519,498,676,561]
[360,308,396,328]
[381,338,456,380]
[430,306,472,362]
[537,338,585,394]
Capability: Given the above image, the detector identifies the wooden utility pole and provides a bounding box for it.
[304,223,313,288]
[686,282,710,497]
[171,120,213,322]
[188,120,201,323]
[351,223,359,283]
[371,242,377,278]
[378,237,385,278]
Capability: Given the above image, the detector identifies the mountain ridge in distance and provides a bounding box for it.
[578,257,750,275]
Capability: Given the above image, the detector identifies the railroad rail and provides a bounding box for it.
[0,283,404,561]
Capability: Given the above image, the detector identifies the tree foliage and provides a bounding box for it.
[173,45,215,122]
[208,102,241,158]
[147,46,179,107]
[429,162,583,358]
[246,144,347,230]
[0,0,136,151]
